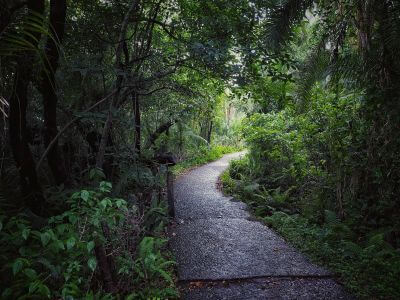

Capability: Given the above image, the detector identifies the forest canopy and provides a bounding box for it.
[1,0,400,299]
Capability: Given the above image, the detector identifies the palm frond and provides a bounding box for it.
[0,11,49,56]
[183,125,210,145]
[295,43,330,105]
[0,97,9,119]
[331,51,367,90]
[264,0,314,51]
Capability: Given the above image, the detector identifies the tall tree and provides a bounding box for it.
[38,0,68,185]
[8,0,46,215]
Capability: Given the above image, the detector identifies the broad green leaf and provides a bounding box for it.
[87,241,95,253]
[24,268,37,279]
[29,281,39,294]
[38,283,51,298]
[125,295,136,300]
[87,257,97,272]
[55,240,65,250]
[100,198,112,209]
[56,224,67,235]
[40,232,51,246]
[116,199,127,208]
[68,214,78,224]
[99,181,112,193]
[66,237,76,250]
[12,259,23,275]
[22,228,31,240]
[81,190,90,202]
[89,168,105,180]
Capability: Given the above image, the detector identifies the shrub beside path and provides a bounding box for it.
[171,152,353,299]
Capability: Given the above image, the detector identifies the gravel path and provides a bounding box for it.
[171,152,353,299]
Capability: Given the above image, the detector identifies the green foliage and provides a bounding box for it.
[222,166,400,299]
[172,145,240,175]
[128,237,178,299]
[0,11,51,56]
[221,81,400,298]
[264,213,400,299]
[0,182,178,299]
[3,0,400,298]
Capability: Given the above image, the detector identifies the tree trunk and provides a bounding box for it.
[96,100,115,170]
[94,241,116,293]
[96,0,138,168]
[9,0,45,215]
[206,121,213,144]
[133,92,141,154]
[178,122,183,153]
[39,0,68,185]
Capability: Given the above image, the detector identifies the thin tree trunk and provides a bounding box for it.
[96,0,138,168]
[94,242,116,293]
[9,0,45,215]
[96,100,115,170]
[94,4,138,292]
[10,72,45,215]
[178,122,183,153]
[39,0,67,185]
[133,91,141,155]
[206,121,213,144]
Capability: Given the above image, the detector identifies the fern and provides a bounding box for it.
[136,237,175,284]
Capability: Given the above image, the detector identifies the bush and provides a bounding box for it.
[220,84,400,299]
[0,182,177,299]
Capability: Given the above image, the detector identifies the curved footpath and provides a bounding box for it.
[171,152,353,299]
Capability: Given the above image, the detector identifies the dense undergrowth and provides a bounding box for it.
[0,141,242,299]
[0,0,246,296]
[2,0,400,298]
[0,174,178,299]
[221,86,400,299]
[223,163,400,298]
[219,2,400,298]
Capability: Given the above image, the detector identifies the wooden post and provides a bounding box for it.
[155,152,176,219]
[166,166,175,219]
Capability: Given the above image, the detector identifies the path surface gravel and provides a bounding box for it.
[171,152,353,299]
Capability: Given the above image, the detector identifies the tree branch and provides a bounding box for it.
[36,90,118,172]
[137,86,167,96]
[96,0,139,169]
[146,120,175,148]
[138,17,181,41]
